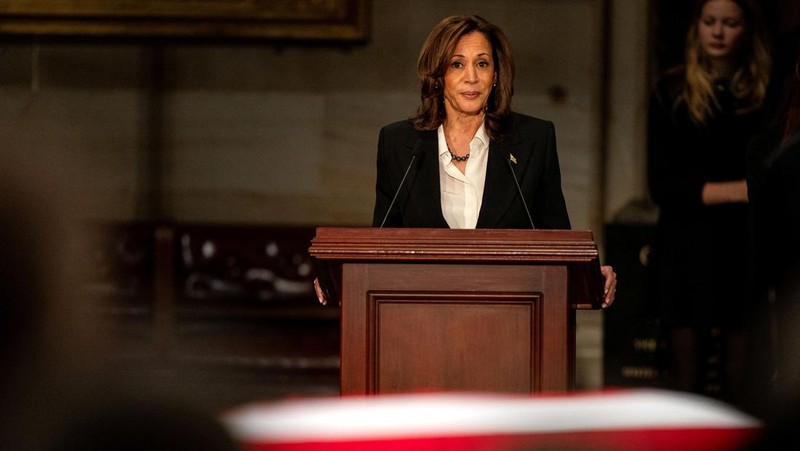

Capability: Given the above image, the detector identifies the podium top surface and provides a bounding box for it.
[308,227,599,264]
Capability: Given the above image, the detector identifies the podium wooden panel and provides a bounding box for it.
[309,228,603,395]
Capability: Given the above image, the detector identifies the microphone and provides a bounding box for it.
[379,152,418,228]
[506,153,535,229]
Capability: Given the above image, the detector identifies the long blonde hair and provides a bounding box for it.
[681,0,771,125]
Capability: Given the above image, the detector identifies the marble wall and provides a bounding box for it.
[0,0,633,230]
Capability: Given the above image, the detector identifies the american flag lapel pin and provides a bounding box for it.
[509,153,517,165]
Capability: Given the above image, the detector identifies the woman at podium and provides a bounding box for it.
[314,15,616,307]
[370,14,616,306]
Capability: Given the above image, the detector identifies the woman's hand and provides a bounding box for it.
[313,278,327,305]
[600,265,617,308]
[701,179,748,205]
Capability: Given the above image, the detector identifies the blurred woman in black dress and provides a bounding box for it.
[647,0,771,402]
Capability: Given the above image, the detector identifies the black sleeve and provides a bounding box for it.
[372,126,401,227]
[531,120,571,229]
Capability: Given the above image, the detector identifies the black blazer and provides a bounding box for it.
[372,112,571,229]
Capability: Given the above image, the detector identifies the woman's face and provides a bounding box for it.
[697,0,747,62]
[442,31,497,119]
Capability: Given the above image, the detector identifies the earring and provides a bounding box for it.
[434,82,440,90]
[492,82,497,88]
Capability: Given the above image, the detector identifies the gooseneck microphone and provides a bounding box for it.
[506,154,535,229]
[379,152,418,228]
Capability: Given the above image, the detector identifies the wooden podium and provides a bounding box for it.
[309,227,604,395]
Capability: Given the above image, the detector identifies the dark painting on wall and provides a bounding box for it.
[0,0,370,42]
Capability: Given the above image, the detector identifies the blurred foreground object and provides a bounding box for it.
[222,389,760,450]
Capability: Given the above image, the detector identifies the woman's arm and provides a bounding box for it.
[701,179,749,205]
[372,126,396,227]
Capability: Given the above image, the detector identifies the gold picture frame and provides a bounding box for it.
[0,0,370,41]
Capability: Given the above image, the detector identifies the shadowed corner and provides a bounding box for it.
[0,153,238,450]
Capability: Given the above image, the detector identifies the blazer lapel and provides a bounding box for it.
[477,128,526,228]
